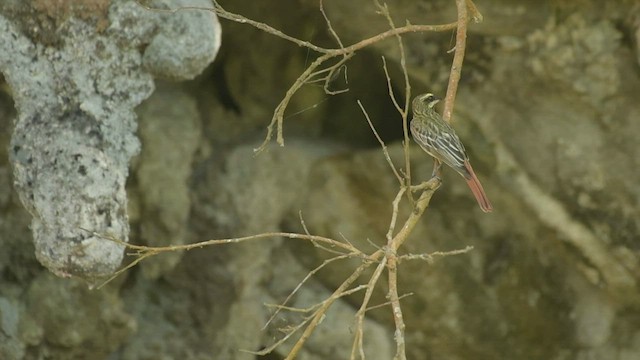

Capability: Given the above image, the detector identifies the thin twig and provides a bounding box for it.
[357,100,402,184]
[254,21,457,152]
[388,177,440,251]
[319,0,344,49]
[381,56,405,120]
[299,211,347,255]
[398,246,474,263]
[351,256,388,360]
[136,1,332,53]
[365,293,413,312]
[376,1,414,200]
[265,302,322,313]
[282,174,440,358]
[84,229,362,289]
[251,283,369,356]
[263,254,352,330]
[323,57,352,95]
[339,232,357,250]
[387,252,406,360]
[122,4,480,359]
[246,314,313,355]
[386,188,406,241]
[96,251,155,289]
[285,261,372,359]
[86,229,357,254]
[137,0,458,152]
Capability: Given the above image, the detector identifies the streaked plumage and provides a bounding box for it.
[411,93,493,212]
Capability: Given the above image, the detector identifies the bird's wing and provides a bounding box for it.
[432,124,468,169]
[411,118,469,175]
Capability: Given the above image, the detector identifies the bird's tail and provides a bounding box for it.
[463,161,493,213]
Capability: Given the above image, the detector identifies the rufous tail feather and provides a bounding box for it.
[463,161,493,213]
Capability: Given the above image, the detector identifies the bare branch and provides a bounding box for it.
[387,253,406,360]
[381,56,404,118]
[387,177,440,251]
[254,21,458,152]
[246,314,312,356]
[351,256,388,359]
[375,1,414,197]
[398,246,474,263]
[263,254,352,330]
[138,0,459,152]
[319,0,344,49]
[136,1,332,53]
[365,293,413,312]
[442,0,470,123]
[285,261,372,359]
[386,188,406,241]
[122,3,482,359]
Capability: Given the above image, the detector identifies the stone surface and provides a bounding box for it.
[1,12,152,280]
[134,84,202,278]
[25,273,135,358]
[142,0,222,80]
[0,0,639,359]
[207,143,392,359]
[0,0,219,282]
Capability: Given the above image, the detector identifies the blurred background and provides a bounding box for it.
[1,0,639,359]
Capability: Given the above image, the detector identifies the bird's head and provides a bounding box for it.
[412,93,441,116]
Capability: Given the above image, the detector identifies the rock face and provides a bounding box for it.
[133,84,202,278]
[0,0,220,282]
[1,0,640,359]
[1,10,152,281]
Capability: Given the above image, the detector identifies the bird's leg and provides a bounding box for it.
[431,159,442,180]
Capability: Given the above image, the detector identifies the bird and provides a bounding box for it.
[410,93,493,213]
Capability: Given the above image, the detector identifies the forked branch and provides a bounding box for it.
[119,1,483,359]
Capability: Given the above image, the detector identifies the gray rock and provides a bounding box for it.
[0,297,24,360]
[142,0,222,80]
[134,84,202,278]
[1,14,151,281]
[0,0,220,282]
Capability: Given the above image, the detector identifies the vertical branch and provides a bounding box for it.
[351,257,388,359]
[386,187,406,241]
[395,26,413,194]
[387,255,406,360]
[442,0,468,123]
[385,178,439,357]
[375,1,413,194]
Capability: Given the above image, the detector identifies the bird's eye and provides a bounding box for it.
[424,95,434,102]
